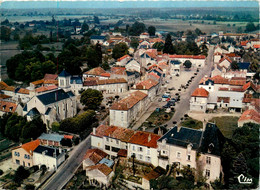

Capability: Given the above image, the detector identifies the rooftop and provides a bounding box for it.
[128,131,161,148]
[38,133,64,142]
[21,139,40,155]
[36,89,74,105]
[0,100,18,113]
[191,88,209,98]
[85,163,112,176]
[34,145,61,158]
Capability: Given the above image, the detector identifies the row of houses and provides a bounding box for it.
[85,122,224,188]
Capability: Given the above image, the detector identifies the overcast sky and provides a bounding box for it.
[0,0,259,9]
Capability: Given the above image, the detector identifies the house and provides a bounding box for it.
[157,122,225,183]
[238,109,260,127]
[110,67,136,86]
[131,79,159,101]
[33,145,65,171]
[190,88,209,112]
[14,88,30,103]
[142,166,166,190]
[116,55,132,66]
[38,133,64,147]
[109,91,148,128]
[90,35,106,45]
[169,55,206,67]
[83,67,110,80]
[213,52,222,63]
[140,33,150,39]
[127,131,161,166]
[85,163,114,188]
[0,100,23,116]
[83,149,108,169]
[83,78,128,94]
[125,59,141,73]
[218,56,232,69]
[170,60,181,76]
[23,89,76,128]
[12,139,40,167]
[91,125,135,158]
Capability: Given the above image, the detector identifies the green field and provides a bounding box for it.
[209,116,239,139]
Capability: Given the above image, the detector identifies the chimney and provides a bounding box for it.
[148,134,151,142]
[142,126,146,131]
[177,126,181,132]
[59,147,62,154]
[93,127,96,135]
[53,150,56,158]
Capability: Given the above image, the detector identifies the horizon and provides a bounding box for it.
[0,0,259,9]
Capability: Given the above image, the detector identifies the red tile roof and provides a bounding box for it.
[211,75,229,84]
[0,100,18,113]
[217,97,230,103]
[225,53,240,58]
[86,164,113,176]
[117,55,131,62]
[148,72,160,79]
[128,131,161,148]
[148,64,163,71]
[0,94,11,100]
[110,91,147,111]
[17,88,29,95]
[169,55,206,59]
[117,149,127,157]
[134,79,158,90]
[242,82,258,92]
[241,40,249,46]
[21,139,40,155]
[35,85,58,93]
[31,79,44,85]
[93,125,134,142]
[111,67,126,75]
[4,86,15,92]
[229,77,246,86]
[85,67,107,76]
[253,44,260,49]
[146,49,158,59]
[191,88,209,98]
[44,74,58,80]
[149,38,165,44]
[100,73,111,77]
[219,56,232,64]
[64,135,73,140]
[83,149,108,163]
[238,109,260,124]
[0,81,8,90]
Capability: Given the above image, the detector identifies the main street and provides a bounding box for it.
[40,136,91,190]
[165,45,214,127]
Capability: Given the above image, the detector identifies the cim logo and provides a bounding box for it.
[237,174,253,184]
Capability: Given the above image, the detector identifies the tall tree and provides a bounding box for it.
[231,61,239,70]
[81,20,89,33]
[80,89,103,110]
[163,34,174,54]
[94,16,100,24]
[112,42,129,60]
[148,26,156,36]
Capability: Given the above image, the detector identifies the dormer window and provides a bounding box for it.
[3,105,6,111]
[208,143,214,153]
[9,107,13,111]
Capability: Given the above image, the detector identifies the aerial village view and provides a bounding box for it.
[0,0,259,189]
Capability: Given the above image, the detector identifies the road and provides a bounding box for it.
[41,136,91,190]
[165,45,214,127]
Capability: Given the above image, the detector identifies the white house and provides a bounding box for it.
[157,123,225,183]
[125,59,141,73]
[109,91,148,128]
[33,145,65,171]
[190,88,209,112]
[131,79,159,101]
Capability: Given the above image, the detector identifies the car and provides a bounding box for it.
[170,77,172,79]
[158,98,162,102]
[171,98,176,101]
[197,69,199,72]
[168,87,175,91]
[163,104,169,109]
[194,73,198,75]
[165,80,169,83]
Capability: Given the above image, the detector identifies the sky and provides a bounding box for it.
[0,0,259,9]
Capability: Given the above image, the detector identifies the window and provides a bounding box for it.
[138,147,143,152]
[105,145,110,151]
[177,152,181,158]
[15,152,20,157]
[206,169,210,177]
[27,155,30,159]
[138,154,143,160]
[132,145,136,151]
[24,154,27,159]
[28,163,30,167]
[146,156,151,162]
[116,140,119,145]
[112,147,120,152]
[147,149,150,155]
[16,160,20,165]
[187,155,191,161]
[187,164,190,168]
[106,137,109,142]
[206,156,211,165]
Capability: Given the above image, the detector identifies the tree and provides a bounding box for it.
[80,89,103,110]
[51,122,60,132]
[0,26,11,41]
[95,42,102,65]
[14,166,30,183]
[25,184,35,190]
[112,42,129,60]
[128,22,146,36]
[94,16,100,24]
[40,165,47,176]
[152,42,164,51]
[245,22,256,32]
[81,20,89,33]
[231,61,239,70]
[148,26,156,36]
[183,60,192,69]
[60,138,72,147]
[163,34,174,54]
[249,59,259,72]
[130,38,139,49]
[101,63,110,71]
[86,46,101,69]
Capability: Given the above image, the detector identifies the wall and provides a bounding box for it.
[12,148,33,167]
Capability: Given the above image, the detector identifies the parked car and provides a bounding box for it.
[168,87,175,91]
[158,98,162,102]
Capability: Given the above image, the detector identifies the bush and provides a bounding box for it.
[61,138,72,147]
[14,166,30,183]
[0,169,3,175]
[25,184,35,190]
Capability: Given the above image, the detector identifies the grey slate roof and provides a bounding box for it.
[70,76,83,84]
[58,70,71,77]
[90,35,106,40]
[37,89,74,105]
[158,126,202,150]
[45,107,52,115]
[34,145,61,158]
[26,108,40,117]
[38,133,64,142]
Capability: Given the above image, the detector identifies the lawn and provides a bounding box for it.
[209,116,239,139]
[180,117,203,130]
[141,108,174,129]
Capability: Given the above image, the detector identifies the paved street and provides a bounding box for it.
[41,136,91,190]
[165,45,214,128]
